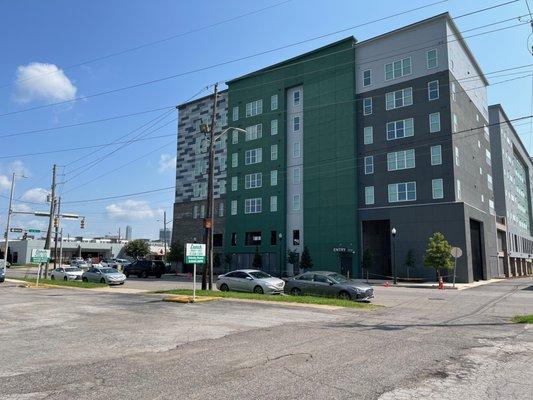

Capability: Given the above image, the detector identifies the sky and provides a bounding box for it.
[0,0,532,239]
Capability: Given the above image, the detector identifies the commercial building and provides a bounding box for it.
[159,228,171,244]
[125,225,132,240]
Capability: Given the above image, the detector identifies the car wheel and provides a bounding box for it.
[253,285,264,294]
[143,271,149,278]
[50,275,55,280]
[290,287,302,296]
[64,277,68,281]
[125,271,130,278]
[82,277,88,282]
[220,283,229,292]
[338,291,351,300]
[155,273,161,279]
[137,273,143,278]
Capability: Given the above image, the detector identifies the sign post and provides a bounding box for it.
[185,243,206,302]
[450,247,463,288]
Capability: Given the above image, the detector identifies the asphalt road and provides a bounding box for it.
[0,278,532,399]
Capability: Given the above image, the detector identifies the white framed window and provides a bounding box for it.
[293,167,301,184]
[387,118,414,140]
[485,149,491,166]
[427,49,438,69]
[453,114,458,133]
[388,181,416,202]
[271,119,278,135]
[200,204,205,218]
[193,205,199,219]
[232,106,239,121]
[271,94,278,110]
[386,87,413,110]
[245,198,262,214]
[293,141,301,158]
[231,176,237,191]
[363,69,372,87]
[387,149,415,171]
[457,179,461,200]
[245,99,263,117]
[219,180,226,194]
[363,126,373,145]
[293,116,300,132]
[385,57,411,80]
[219,202,225,217]
[232,130,239,144]
[484,125,490,142]
[231,200,237,215]
[429,112,441,133]
[428,80,439,101]
[271,144,278,160]
[244,173,262,189]
[454,146,459,167]
[364,156,374,174]
[245,148,262,165]
[245,124,262,141]
[270,196,278,212]
[293,90,301,106]
[489,199,495,215]
[271,170,278,186]
[231,153,238,168]
[363,98,372,115]
[431,145,442,165]
[487,174,493,191]
[451,82,456,101]
[432,179,443,199]
[365,186,374,205]
[292,194,301,211]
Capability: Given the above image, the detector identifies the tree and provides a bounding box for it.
[224,253,232,271]
[123,240,150,259]
[299,246,313,271]
[252,247,262,269]
[404,249,416,280]
[423,232,453,279]
[166,242,184,264]
[362,249,373,272]
[287,250,299,266]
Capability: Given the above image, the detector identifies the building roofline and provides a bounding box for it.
[489,104,531,160]
[176,89,228,110]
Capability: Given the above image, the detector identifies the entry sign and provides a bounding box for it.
[451,247,463,258]
[185,243,206,264]
[31,249,50,263]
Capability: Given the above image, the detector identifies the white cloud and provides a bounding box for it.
[158,154,176,173]
[106,199,156,221]
[21,187,49,203]
[0,174,10,191]
[13,62,77,104]
[9,160,30,177]
[12,203,32,213]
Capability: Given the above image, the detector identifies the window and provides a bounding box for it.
[271,170,278,186]
[431,145,442,165]
[363,126,373,145]
[427,49,438,69]
[385,87,413,110]
[293,141,301,157]
[213,234,223,247]
[450,82,456,101]
[293,230,300,245]
[363,98,373,115]
[454,147,459,167]
[453,114,458,133]
[219,179,226,194]
[270,196,278,212]
[385,57,411,80]
[271,144,278,160]
[293,167,301,184]
[293,116,300,132]
[457,179,461,200]
[484,125,490,142]
[387,118,414,140]
[200,204,206,218]
[489,199,495,215]
[231,200,237,215]
[363,69,372,86]
[271,119,278,135]
[245,124,262,141]
[244,173,262,189]
[271,94,278,110]
[245,232,262,246]
[231,232,237,246]
[428,80,439,100]
[231,153,238,167]
[270,231,277,245]
[487,174,493,191]
[245,148,262,165]
[193,205,199,219]
[231,176,237,191]
[232,130,239,144]
[365,186,374,205]
[232,106,239,121]
[293,90,301,106]
[245,99,262,117]
[388,182,416,202]
[429,112,441,133]
[432,179,443,199]
[292,194,301,211]
[364,156,374,174]
[387,149,415,171]
[218,202,224,217]
[244,198,262,214]
[485,149,491,166]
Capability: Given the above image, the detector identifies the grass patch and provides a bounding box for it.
[7,264,37,269]
[156,289,380,309]
[511,315,533,324]
[17,277,107,288]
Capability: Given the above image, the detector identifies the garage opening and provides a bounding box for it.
[362,220,391,279]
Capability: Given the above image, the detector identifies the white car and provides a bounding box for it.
[216,269,285,294]
[50,267,83,281]
[0,260,6,283]
[70,260,89,270]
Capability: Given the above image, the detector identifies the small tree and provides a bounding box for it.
[299,246,313,271]
[404,249,416,280]
[166,242,184,264]
[123,239,150,259]
[424,232,453,279]
[362,249,373,272]
[252,247,262,269]
[224,253,232,271]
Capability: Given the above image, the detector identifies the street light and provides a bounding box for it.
[391,227,397,285]
[3,173,27,267]
[278,232,283,278]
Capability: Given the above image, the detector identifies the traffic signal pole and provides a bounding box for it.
[2,173,16,267]
[53,197,61,269]
[44,164,57,278]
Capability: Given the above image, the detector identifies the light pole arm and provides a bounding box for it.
[213,127,246,143]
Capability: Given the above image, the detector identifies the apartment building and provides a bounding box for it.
[489,104,533,277]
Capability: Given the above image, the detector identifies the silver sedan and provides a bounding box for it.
[216,269,285,294]
[50,267,83,281]
[82,267,126,285]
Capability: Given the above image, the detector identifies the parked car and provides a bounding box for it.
[70,259,89,270]
[50,267,83,281]
[0,260,6,283]
[216,269,285,294]
[123,260,166,278]
[284,271,374,301]
[82,267,126,285]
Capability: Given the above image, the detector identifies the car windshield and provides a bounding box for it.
[100,268,116,274]
[65,268,81,272]
[328,273,349,283]
[249,271,271,279]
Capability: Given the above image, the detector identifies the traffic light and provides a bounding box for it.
[53,217,59,228]
[80,217,85,229]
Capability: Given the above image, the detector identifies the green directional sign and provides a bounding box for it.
[30,249,50,263]
[28,229,41,233]
[185,243,206,264]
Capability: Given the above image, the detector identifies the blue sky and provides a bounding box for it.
[0,0,531,239]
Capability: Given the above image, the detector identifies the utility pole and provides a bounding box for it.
[163,210,168,257]
[53,196,61,269]
[202,83,218,290]
[2,173,16,267]
[59,228,64,267]
[44,164,57,278]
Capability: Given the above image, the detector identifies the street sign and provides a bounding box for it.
[185,243,206,264]
[30,249,50,263]
[450,247,463,258]
[10,228,23,233]
[28,229,41,233]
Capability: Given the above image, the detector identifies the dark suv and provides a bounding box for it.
[124,260,166,278]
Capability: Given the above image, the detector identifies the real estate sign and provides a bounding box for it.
[31,249,50,263]
[185,243,206,264]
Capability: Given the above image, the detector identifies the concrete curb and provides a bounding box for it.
[163,295,221,303]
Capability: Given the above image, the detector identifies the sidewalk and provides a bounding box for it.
[364,278,505,290]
